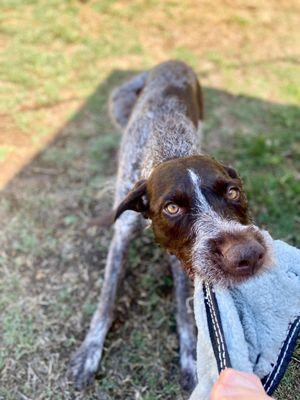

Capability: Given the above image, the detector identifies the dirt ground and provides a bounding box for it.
[0,1,299,399]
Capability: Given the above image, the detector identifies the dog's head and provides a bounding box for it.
[115,155,272,285]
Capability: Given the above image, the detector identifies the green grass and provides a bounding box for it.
[0,1,299,399]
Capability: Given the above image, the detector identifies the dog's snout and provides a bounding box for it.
[218,238,265,276]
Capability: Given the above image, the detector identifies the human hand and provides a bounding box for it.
[210,368,273,400]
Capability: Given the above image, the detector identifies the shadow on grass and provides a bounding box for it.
[0,70,299,400]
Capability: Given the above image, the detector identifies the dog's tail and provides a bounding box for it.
[109,71,149,130]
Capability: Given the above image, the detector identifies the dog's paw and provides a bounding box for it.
[181,367,197,392]
[69,342,102,390]
[180,357,197,392]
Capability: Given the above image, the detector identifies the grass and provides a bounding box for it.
[0,0,300,399]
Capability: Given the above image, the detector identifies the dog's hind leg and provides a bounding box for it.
[109,71,149,129]
[70,213,139,389]
[169,255,197,391]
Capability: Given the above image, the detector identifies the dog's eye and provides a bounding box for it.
[226,186,240,201]
[164,203,181,215]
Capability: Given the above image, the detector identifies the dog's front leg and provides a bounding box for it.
[70,216,138,389]
[169,255,197,391]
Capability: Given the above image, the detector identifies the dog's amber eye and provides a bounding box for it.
[227,187,240,201]
[164,203,180,215]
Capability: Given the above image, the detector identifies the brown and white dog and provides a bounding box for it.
[70,60,272,391]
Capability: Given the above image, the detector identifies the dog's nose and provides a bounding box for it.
[221,239,265,276]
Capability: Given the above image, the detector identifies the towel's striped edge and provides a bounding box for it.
[203,282,231,373]
[203,284,299,394]
[261,316,300,395]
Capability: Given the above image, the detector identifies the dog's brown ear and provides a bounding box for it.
[114,179,148,221]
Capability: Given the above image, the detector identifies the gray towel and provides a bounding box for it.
[190,232,300,400]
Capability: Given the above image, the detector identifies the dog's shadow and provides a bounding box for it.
[2,70,299,399]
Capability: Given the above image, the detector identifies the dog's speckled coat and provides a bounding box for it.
[70,60,203,390]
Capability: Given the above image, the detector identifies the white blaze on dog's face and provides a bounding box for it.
[115,155,272,285]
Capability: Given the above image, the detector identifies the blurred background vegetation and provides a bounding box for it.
[0,1,299,399]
